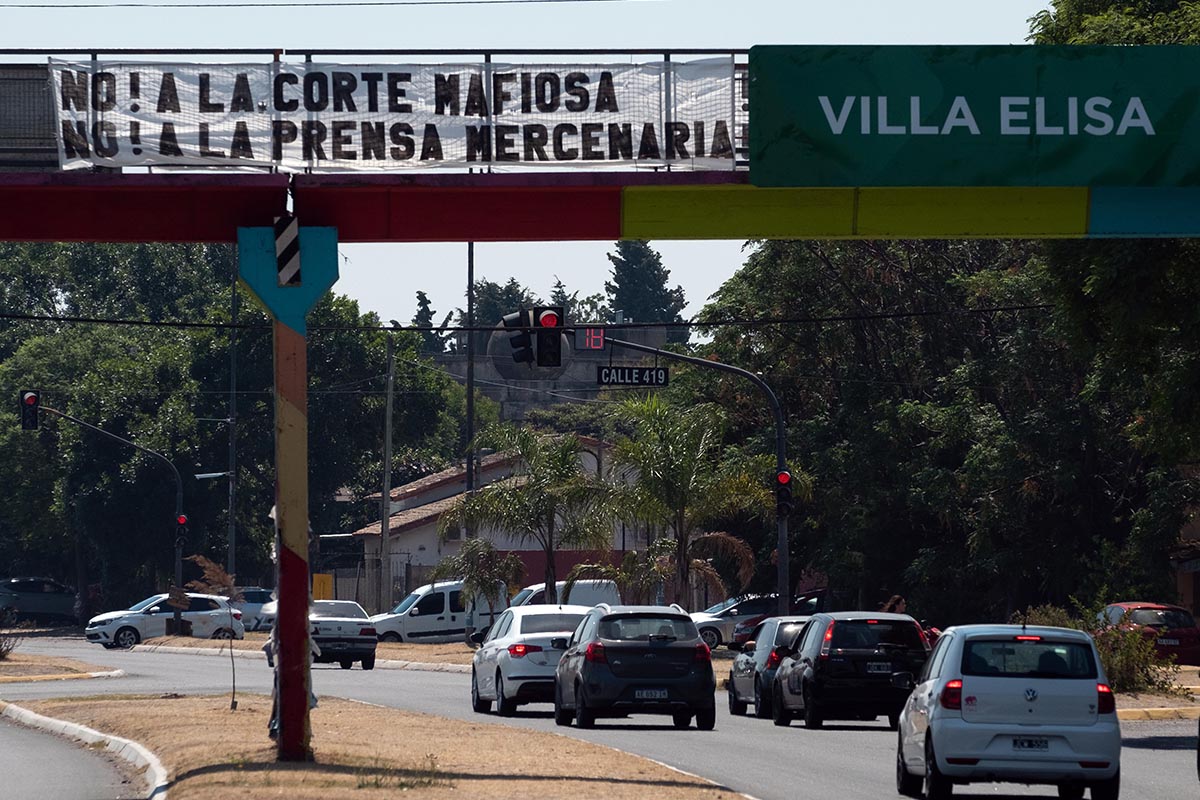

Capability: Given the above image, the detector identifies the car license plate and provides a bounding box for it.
[866,662,892,674]
[1158,637,1180,646]
[635,688,668,700]
[1012,737,1049,751]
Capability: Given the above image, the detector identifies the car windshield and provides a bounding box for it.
[312,601,367,619]
[510,588,534,606]
[701,597,740,615]
[962,639,1097,679]
[129,595,165,612]
[830,619,924,650]
[1129,608,1196,628]
[389,593,420,615]
[599,614,697,641]
[519,613,586,634]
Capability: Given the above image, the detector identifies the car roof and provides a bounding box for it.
[818,611,916,621]
[599,604,690,616]
[1111,601,1186,612]
[943,624,1094,642]
[506,604,593,616]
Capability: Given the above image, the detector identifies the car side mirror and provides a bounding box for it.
[146,607,160,615]
[409,608,420,616]
[550,637,568,650]
[743,640,756,652]
[892,671,916,691]
[470,630,486,644]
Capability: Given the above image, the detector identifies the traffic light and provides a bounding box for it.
[534,306,563,367]
[175,514,189,549]
[775,469,794,517]
[18,390,40,430]
[502,310,534,364]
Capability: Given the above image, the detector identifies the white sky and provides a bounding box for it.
[9,0,1050,323]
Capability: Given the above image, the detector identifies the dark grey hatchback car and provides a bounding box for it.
[552,604,717,730]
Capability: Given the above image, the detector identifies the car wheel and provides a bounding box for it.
[553,683,573,726]
[695,707,716,731]
[888,711,901,731]
[574,684,596,729]
[802,686,823,729]
[771,684,792,727]
[699,627,722,650]
[211,628,235,640]
[1056,784,1084,800]
[754,677,772,719]
[896,732,921,797]
[380,632,400,643]
[1088,769,1119,800]
[339,659,353,670]
[361,654,376,671]
[727,677,747,716]
[470,669,491,714]
[672,711,693,729]
[496,672,517,716]
[923,735,953,799]
[114,626,140,649]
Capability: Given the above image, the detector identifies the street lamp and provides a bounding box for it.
[195,470,235,577]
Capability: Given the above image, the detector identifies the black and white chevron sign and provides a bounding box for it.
[274,213,301,286]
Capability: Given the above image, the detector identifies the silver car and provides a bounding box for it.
[0,577,76,624]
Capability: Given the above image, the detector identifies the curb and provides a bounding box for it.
[0,668,124,684]
[0,701,168,799]
[1117,706,1200,721]
[133,644,472,673]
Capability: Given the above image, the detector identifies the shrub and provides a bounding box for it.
[0,625,24,660]
[1011,602,1184,695]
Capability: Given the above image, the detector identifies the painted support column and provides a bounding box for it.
[237,224,338,761]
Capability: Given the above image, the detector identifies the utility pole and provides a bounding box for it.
[379,333,395,613]
[465,242,476,497]
[227,277,239,577]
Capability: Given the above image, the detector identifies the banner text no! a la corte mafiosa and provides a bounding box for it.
[49,58,741,172]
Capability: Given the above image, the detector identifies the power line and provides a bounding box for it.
[4,0,642,8]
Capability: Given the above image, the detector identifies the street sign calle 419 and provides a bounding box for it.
[597,366,669,387]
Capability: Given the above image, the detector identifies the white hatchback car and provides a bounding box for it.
[470,604,591,716]
[84,592,245,649]
[895,624,1120,800]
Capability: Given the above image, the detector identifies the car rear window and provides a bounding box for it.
[312,601,367,619]
[775,622,807,645]
[1129,608,1196,628]
[962,639,1097,679]
[520,613,586,634]
[599,614,697,641]
[830,619,924,650]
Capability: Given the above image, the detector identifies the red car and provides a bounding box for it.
[1102,602,1200,666]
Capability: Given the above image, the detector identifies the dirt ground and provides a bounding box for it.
[144,633,480,665]
[19,694,743,800]
[0,652,109,679]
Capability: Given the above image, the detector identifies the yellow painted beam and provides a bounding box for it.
[855,187,1090,239]
[622,185,856,239]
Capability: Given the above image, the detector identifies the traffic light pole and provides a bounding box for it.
[35,404,187,628]
[602,337,792,615]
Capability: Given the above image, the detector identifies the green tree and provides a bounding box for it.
[431,537,525,621]
[411,290,446,356]
[563,538,675,605]
[609,396,768,604]
[604,241,688,344]
[437,425,613,603]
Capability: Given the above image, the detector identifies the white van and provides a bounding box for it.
[510,579,620,608]
[370,580,502,643]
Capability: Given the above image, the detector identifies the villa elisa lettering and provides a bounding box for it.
[818,95,1157,136]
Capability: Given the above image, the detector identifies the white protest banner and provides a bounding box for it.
[49,58,737,172]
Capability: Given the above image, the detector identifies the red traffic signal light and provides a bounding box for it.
[533,306,564,367]
[776,470,791,486]
[18,390,40,430]
[176,514,189,526]
[536,308,560,328]
[775,470,794,517]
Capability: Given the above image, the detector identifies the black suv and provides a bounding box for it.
[552,604,717,730]
[770,611,928,729]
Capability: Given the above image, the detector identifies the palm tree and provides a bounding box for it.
[431,536,525,621]
[610,395,783,605]
[438,424,614,604]
[562,538,676,605]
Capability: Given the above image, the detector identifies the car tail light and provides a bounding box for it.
[940,679,963,710]
[766,648,782,670]
[508,643,543,658]
[819,621,835,660]
[1015,635,1042,641]
[359,627,377,637]
[585,642,606,663]
[1097,683,1115,714]
[694,642,711,662]
[232,610,243,620]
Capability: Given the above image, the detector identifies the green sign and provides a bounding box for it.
[750,45,1200,188]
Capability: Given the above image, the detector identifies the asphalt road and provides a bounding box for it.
[5,637,1195,800]
[0,715,137,800]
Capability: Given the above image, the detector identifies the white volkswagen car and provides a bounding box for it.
[894,624,1120,800]
[85,592,245,649]
[470,604,591,715]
